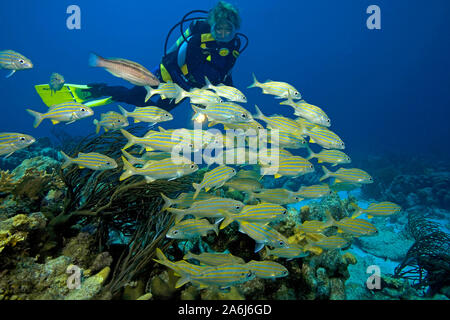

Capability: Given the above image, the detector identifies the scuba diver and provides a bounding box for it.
[37,1,248,112]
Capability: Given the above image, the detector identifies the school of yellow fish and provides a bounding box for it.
[1,50,403,291]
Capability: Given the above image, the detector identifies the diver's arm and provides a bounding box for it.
[223,73,233,86]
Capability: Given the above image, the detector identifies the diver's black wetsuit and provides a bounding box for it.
[90,20,241,111]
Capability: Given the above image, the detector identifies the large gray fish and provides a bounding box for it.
[49,72,65,94]
[0,132,36,158]
[0,50,33,78]
[89,52,160,102]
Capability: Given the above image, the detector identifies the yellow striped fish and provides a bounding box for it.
[222,120,264,137]
[166,218,219,239]
[326,211,377,236]
[204,147,260,166]
[320,166,373,184]
[248,73,301,99]
[0,133,35,158]
[157,127,218,149]
[245,260,288,279]
[120,129,194,152]
[208,119,264,134]
[351,202,402,219]
[160,191,216,211]
[220,202,287,229]
[118,105,173,124]
[224,177,262,193]
[307,126,345,150]
[26,102,94,128]
[121,149,171,166]
[261,156,314,179]
[146,82,183,101]
[60,151,117,170]
[88,52,159,102]
[306,147,351,166]
[330,182,362,193]
[93,111,129,134]
[235,168,262,180]
[153,248,209,282]
[184,251,245,266]
[120,156,198,183]
[262,129,307,149]
[295,117,320,131]
[204,76,247,103]
[176,264,255,289]
[265,245,309,260]
[254,105,306,136]
[192,165,236,199]
[258,148,293,167]
[238,220,289,252]
[280,96,330,127]
[297,220,331,234]
[192,102,253,124]
[296,184,332,199]
[250,188,303,205]
[0,50,33,78]
[175,88,222,105]
[306,235,348,250]
[166,196,244,223]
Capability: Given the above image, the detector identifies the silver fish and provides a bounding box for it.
[49,72,65,93]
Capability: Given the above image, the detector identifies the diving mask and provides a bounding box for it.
[211,19,236,42]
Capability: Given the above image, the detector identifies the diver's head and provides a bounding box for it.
[208,1,241,43]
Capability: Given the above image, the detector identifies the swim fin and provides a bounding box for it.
[34,83,113,107]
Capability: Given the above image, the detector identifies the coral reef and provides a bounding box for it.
[0,213,48,267]
[0,229,112,300]
[394,211,450,296]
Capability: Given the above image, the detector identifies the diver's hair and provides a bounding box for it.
[208,1,241,30]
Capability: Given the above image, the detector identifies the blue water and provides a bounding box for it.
[1,0,449,159]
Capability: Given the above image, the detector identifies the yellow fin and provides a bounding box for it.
[145,147,155,152]
[306,246,323,255]
[205,187,211,192]
[367,215,373,219]
[79,165,85,169]
[318,159,323,163]
[51,120,60,125]
[134,119,141,123]
[335,179,342,183]
[274,174,282,179]
[337,229,343,233]
[104,128,108,132]
[309,137,315,143]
